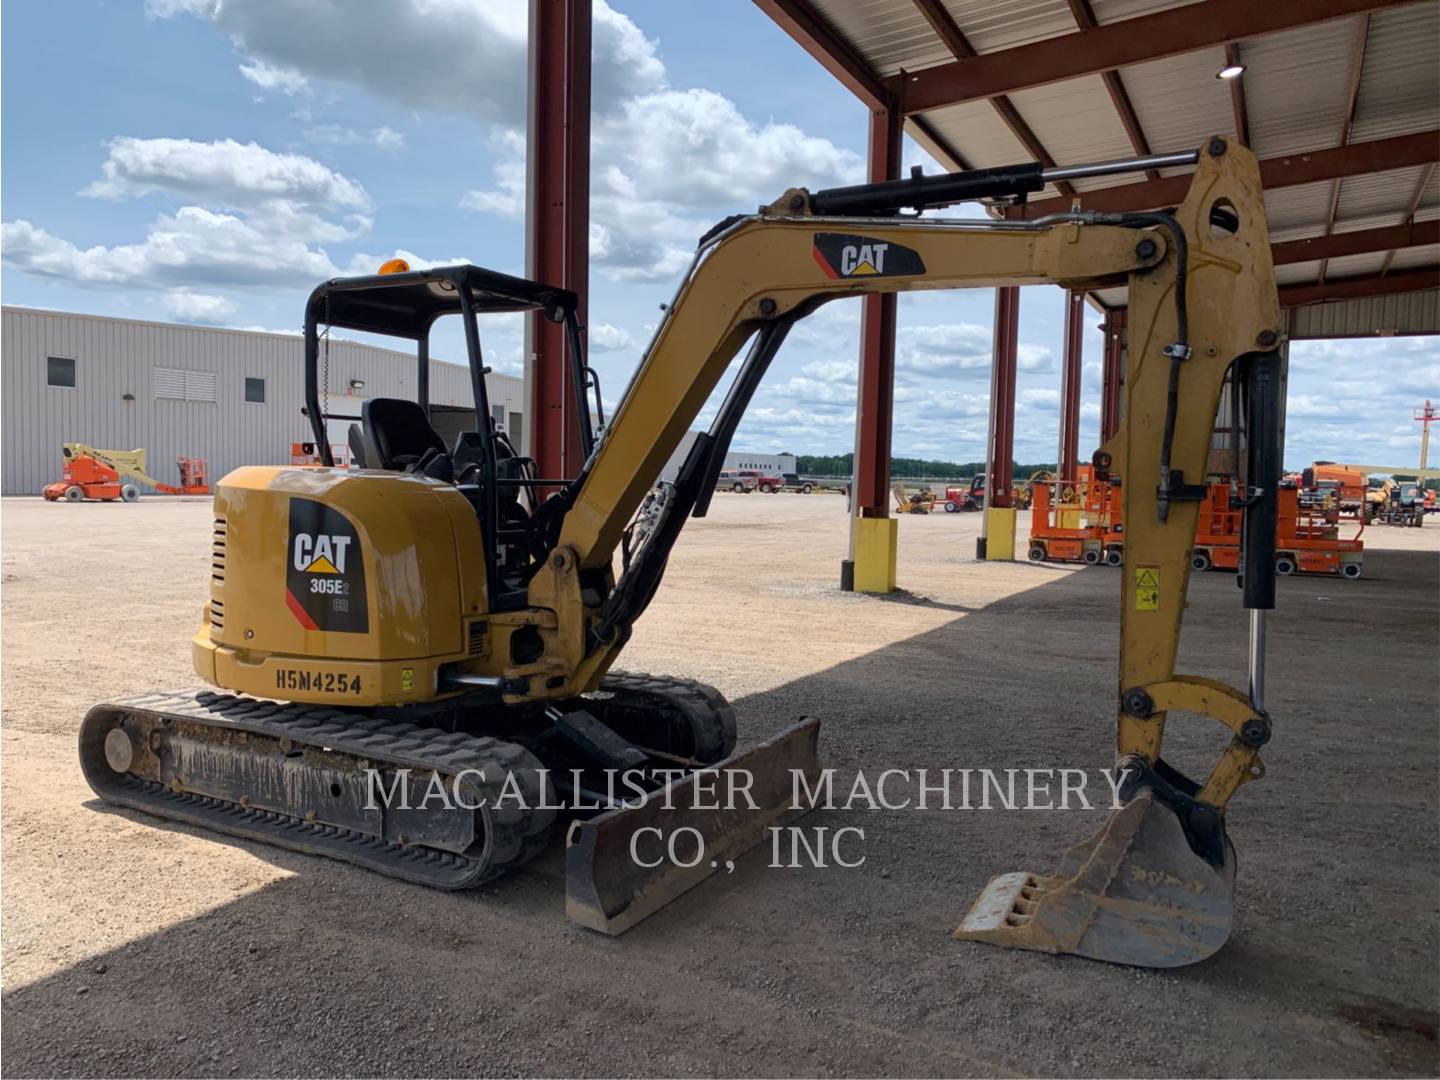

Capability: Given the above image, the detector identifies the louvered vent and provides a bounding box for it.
[210,598,224,632]
[467,621,487,656]
[211,517,226,585]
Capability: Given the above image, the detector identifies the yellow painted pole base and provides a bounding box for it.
[984,507,1016,561]
[851,516,898,592]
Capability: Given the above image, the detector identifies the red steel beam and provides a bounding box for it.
[1318,15,1372,282]
[898,0,1418,114]
[1224,43,1251,147]
[987,287,1020,508]
[852,102,904,520]
[526,0,590,482]
[1100,308,1126,443]
[1272,220,1439,265]
[751,0,889,110]
[1005,130,1440,220]
[1058,290,1085,483]
[1279,266,1440,306]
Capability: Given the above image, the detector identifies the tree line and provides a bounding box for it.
[795,453,1057,478]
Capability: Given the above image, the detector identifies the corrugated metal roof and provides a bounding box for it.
[1390,243,1440,269]
[940,0,1076,53]
[1118,47,1235,154]
[774,0,1438,313]
[807,0,950,76]
[1007,77,1141,186]
[1350,4,1440,142]
[1288,288,1440,337]
[1336,164,1426,223]
[1242,19,1360,159]
[1263,181,1338,236]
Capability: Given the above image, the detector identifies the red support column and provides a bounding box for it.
[525,0,591,481]
[1058,289,1084,482]
[852,102,903,517]
[843,99,903,591]
[986,286,1020,508]
[1100,307,1127,443]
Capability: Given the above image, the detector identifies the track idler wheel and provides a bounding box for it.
[956,768,1236,968]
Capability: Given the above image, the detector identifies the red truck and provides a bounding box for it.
[941,475,984,512]
[739,469,787,493]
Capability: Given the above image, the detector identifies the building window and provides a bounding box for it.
[155,366,218,402]
[46,356,75,388]
[491,404,505,429]
[245,377,266,404]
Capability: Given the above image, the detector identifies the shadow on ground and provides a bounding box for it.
[4,551,1438,1077]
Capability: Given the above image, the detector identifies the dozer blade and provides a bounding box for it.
[956,790,1236,968]
[566,717,821,935]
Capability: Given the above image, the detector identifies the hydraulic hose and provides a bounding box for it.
[1107,211,1189,523]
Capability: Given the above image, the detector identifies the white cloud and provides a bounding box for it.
[338,248,470,276]
[145,0,865,285]
[2,210,339,288]
[239,58,309,96]
[3,138,380,292]
[162,289,238,323]
[463,86,864,281]
[82,137,371,213]
[588,323,633,352]
[305,124,406,151]
[148,0,663,127]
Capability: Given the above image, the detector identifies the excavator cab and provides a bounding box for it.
[301,263,602,606]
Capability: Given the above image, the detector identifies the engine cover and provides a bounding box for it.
[193,466,489,705]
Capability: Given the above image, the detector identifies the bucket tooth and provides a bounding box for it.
[956,791,1236,969]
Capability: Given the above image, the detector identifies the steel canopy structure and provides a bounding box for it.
[752,0,1437,586]
[522,0,1437,589]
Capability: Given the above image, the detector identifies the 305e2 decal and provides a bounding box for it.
[285,498,369,633]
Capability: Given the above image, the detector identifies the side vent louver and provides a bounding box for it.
[467,621,487,656]
[211,517,226,584]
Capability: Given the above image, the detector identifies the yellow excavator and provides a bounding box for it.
[80,136,1282,968]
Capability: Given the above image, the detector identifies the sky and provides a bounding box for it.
[2,0,1434,470]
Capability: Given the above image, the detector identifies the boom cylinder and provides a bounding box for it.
[1240,351,1284,611]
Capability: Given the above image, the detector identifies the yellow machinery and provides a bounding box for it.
[81,137,1284,967]
[893,482,937,514]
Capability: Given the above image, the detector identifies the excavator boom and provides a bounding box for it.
[82,137,1283,964]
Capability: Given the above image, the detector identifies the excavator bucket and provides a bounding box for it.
[566,717,821,935]
[956,790,1236,968]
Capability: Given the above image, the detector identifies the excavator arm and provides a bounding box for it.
[536,136,1283,965]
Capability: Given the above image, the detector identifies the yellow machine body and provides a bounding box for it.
[193,465,498,706]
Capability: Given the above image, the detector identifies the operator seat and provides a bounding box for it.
[361,397,452,480]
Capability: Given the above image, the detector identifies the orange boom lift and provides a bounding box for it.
[42,444,210,503]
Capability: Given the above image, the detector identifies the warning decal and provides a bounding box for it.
[285,497,369,633]
[1134,567,1160,611]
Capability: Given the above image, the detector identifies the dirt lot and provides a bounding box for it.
[3,492,1437,1077]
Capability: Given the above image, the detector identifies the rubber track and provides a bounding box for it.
[595,672,737,763]
[79,690,555,889]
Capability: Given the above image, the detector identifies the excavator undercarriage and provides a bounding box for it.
[81,135,1282,967]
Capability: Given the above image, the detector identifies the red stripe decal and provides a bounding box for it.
[812,245,840,279]
[285,588,319,630]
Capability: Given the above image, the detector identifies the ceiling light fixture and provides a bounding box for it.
[1216,63,1246,80]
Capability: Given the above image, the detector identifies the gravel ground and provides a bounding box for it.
[3,492,1437,1078]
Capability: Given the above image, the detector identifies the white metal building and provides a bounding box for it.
[0,306,526,496]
